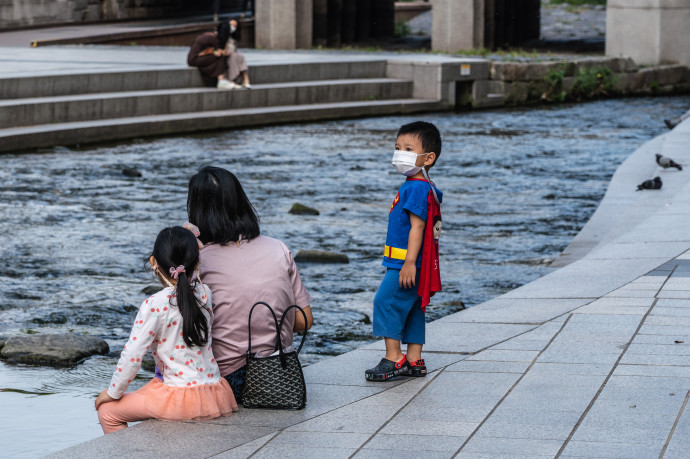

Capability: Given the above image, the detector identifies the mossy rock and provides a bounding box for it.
[0,333,109,367]
[289,203,320,216]
[294,249,349,264]
[0,335,7,352]
[445,300,467,310]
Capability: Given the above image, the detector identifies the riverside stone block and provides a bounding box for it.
[1,333,108,366]
[503,82,529,104]
[491,61,575,82]
[633,65,690,88]
[471,80,506,108]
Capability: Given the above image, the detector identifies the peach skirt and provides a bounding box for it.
[144,377,237,421]
[98,378,237,434]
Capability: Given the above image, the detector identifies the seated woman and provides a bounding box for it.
[187,20,251,90]
[187,166,314,402]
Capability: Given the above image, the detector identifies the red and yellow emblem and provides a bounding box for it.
[390,192,400,213]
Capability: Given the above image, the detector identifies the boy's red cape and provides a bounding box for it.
[418,186,442,311]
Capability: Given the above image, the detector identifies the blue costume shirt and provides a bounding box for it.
[383,178,443,269]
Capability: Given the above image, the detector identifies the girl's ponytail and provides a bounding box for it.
[174,269,208,348]
[152,227,209,349]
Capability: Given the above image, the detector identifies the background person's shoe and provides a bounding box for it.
[408,358,427,377]
[242,83,252,89]
[217,79,235,90]
[365,356,410,381]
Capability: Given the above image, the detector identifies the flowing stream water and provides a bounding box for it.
[1,95,689,456]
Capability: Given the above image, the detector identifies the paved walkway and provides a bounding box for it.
[48,115,690,457]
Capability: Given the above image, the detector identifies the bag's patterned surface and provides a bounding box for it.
[242,302,308,410]
[243,351,306,409]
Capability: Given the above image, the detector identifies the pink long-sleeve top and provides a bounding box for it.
[199,236,312,376]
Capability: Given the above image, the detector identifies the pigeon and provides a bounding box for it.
[656,154,682,170]
[637,176,662,191]
[665,118,680,130]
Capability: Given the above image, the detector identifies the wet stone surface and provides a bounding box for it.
[294,249,349,264]
[1,334,109,366]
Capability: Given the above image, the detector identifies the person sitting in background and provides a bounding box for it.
[187,20,251,90]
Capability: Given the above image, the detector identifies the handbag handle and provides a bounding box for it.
[246,301,282,357]
[278,304,308,355]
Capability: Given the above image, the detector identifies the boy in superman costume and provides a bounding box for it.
[365,121,443,381]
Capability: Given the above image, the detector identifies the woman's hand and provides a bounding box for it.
[94,389,116,410]
[213,49,224,57]
[399,260,417,289]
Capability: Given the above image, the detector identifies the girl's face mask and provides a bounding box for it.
[392,150,428,176]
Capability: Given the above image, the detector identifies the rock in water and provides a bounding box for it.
[141,285,160,295]
[0,334,109,366]
[141,353,156,372]
[31,312,68,325]
[294,249,349,264]
[289,203,320,215]
[122,167,142,178]
[0,335,7,352]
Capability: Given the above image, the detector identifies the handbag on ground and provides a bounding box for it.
[242,302,308,410]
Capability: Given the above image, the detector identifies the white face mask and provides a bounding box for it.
[230,25,237,33]
[392,150,428,176]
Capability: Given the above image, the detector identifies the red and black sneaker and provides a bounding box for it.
[408,358,427,377]
[365,356,410,381]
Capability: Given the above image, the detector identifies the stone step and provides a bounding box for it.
[0,98,446,153]
[0,78,412,129]
[0,60,388,99]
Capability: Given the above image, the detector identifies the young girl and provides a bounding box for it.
[95,226,237,434]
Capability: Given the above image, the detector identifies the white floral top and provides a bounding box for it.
[107,284,222,399]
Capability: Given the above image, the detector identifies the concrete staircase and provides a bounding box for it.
[0,59,447,152]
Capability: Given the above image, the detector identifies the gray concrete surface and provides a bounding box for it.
[606,0,690,66]
[0,46,490,152]
[49,116,690,458]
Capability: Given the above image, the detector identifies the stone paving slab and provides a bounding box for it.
[0,45,484,76]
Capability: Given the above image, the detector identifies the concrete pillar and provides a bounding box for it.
[256,0,313,49]
[606,0,690,66]
[431,0,484,52]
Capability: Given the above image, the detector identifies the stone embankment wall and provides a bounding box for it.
[475,57,690,108]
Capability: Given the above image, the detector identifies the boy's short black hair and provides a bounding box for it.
[397,121,442,164]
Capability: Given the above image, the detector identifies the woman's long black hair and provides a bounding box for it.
[152,227,208,348]
[187,166,260,245]
[216,21,231,50]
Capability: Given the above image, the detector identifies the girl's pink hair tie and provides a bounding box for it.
[169,265,186,280]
